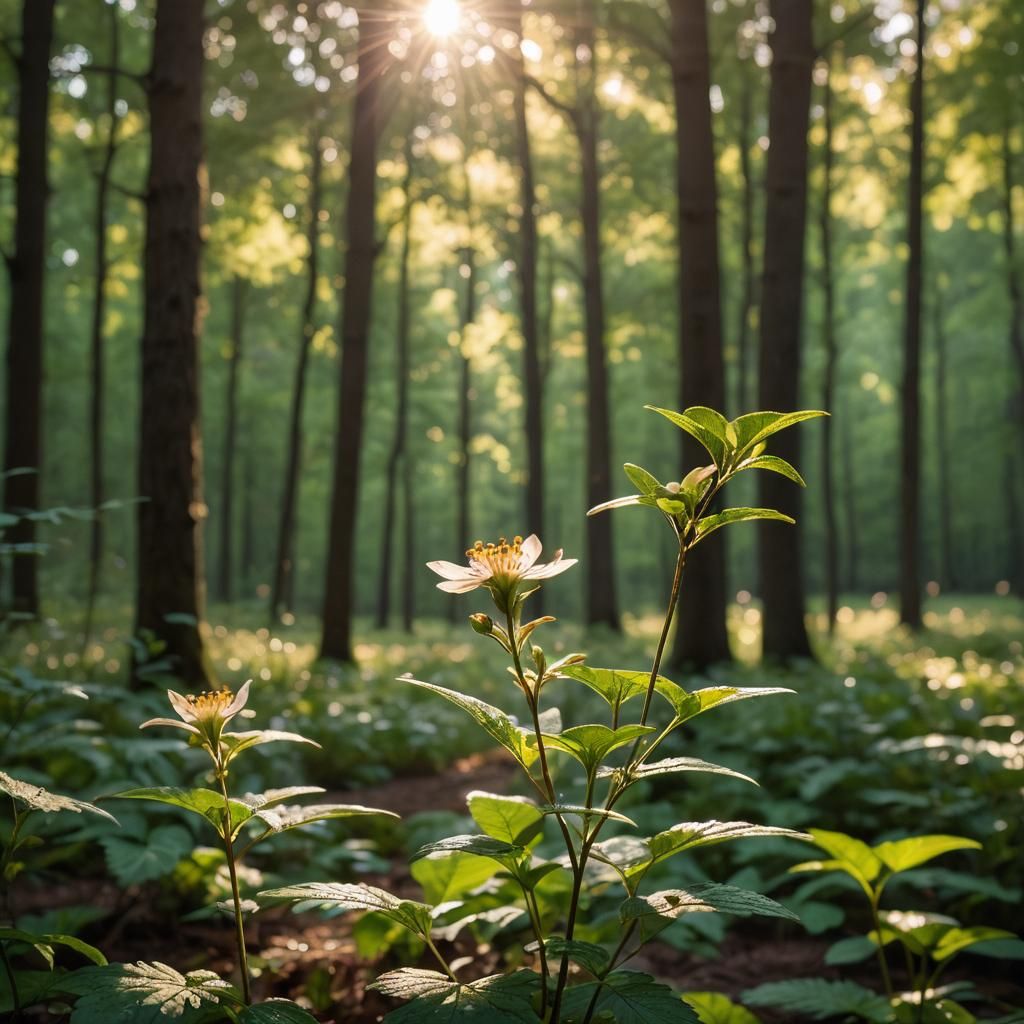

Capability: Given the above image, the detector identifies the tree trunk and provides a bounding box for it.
[576,7,619,630]
[2,0,56,617]
[1007,456,1023,595]
[668,0,730,669]
[216,276,245,604]
[320,9,390,661]
[819,55,839,633]
[840,391,860,592]
[757,0,815,661]
[134,0,209,686]
[932,284,956,589]
[84,2,120,645]
[735,62,757,416]
[898,0,926,629]
[270,130,322,623]
[376,138,414,630]
[1001,120,1024,437]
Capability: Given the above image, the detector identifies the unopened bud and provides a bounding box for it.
[532,645,547,675]
[469,613,494,635]
[665,481,681,493]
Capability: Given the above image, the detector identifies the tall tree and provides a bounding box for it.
[1001,119,1024,442]
[216,277,246,604]
[668,0,730,668]
[931,279,956,590]
[2,0,56,617]
[898,0,927,628]
[819,53,840,633]
[376,136,415,630]
[134,0,209,684]
[321,9,391,661]
[83,2,121,644]
[757,0,815,660]
[735,57,759,416]
[270,129,322,623]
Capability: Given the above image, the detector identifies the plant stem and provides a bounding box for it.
[520,885,549,1017]
[425,936,458,982]
[1,942,20,1021]
[216,771,252,1005]
[869,893,893,1000]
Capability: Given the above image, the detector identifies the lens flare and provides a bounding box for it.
[423,0,460,37]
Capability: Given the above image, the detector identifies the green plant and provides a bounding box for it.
[261,405,825,1023]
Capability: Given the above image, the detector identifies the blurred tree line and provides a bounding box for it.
[0,0,1021,684]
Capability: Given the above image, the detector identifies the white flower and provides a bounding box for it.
[427,534,576,596]
[141,679,251,740]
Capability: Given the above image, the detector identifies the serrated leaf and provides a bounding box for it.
[100,824,193,885]
[561,666,654,712]
[646,406,729,468]
[933,926,1017,961]
[529,937,610,976]
[873,835,981,876]
[370,968,540,1023]
[605,756,757,787]
[537,723,655,775]
[412,853,499,905]
[64,961,235,1023]
[112,786,256,838]
[734,454,806,486]
[540,804,637,827]
[561,970,701,1024]
[743,978,890,1023]
[259,882,433,938]
[467,792,544,846]
[253,803,398,833]
[405,680,537,771]
[695,508,794,541]
[624,463,661,494]
[649,821,811,873]
[410,833,524,867]
[684,991,761,1024]
[239,1001,319,1023]
[654,684,795,724]
[243,786,325,808]
[591,836,654,885]
[222,729,320,756]
[797,829,884,895]
[0,771,117,822]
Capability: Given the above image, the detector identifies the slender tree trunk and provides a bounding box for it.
[241,448,255,597]
[84,3,120,644]
[321,9,390,661]
[736,62,757,416]
[668,0,730,668]
[1007,456,1023,595]
[134,0,209,686]
[932,285,956,589]
[509,5,544,542]
[376,139,415,629]
[1001,119,1024,434]
[270,131,322,623]
[575,7,618,630]
[819,55,839,633]
[840,392,860,592]
[757,0,815,661]
[400,442,415,632]
[216,277,245,604]
[2,0,56,617]
[899,0,927,629]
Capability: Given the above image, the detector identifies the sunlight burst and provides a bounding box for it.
[423,0,460,38]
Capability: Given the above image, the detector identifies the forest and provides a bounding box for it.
[1,0,1022,1021]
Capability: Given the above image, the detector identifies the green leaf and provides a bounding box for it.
[64,961,236,1023]
[591,836,654,885]
[730,410,827,455]
[649,821,811,872]
[646,406,728,469]
[411,852,499,905]
[537,723,655,775]
[743,979,890,1022]
[933,926,1017,961]
[654,684,795,724]
[259,882,433,939]
[604,756,757,788]
[369,968,540,1023]
[825,935,877,966]
[561,970,701,1024]
[253,803,399,833]
[560,666,653,713]
[695,508,794,541]
[239,1001,320,1023]
[0,771,117,822]
[587,494,645,516]
[405,679,537,771]
[467,791,544,846]
[410,833,524,868]
[112,787,254,839]
[683,991,761,1024]
[792,829,884,895]
[540,804,637,828]
[624,463,661,494]
[100,824,193,885]
[734,454,806,486]
[531,937,610,976]
[244,786,325,807]
[873,835,981,876]
[222,729,320,756]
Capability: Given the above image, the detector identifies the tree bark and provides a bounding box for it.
[84,2,120,644]
[898,0,927,628]
[1001,120,1024,434]
[840,391,860,592]
[575,6,619,629]
[216,277,245,604]
[320,9,390,661]
[270,130,322,623]
[735,62,757,416]
[931,284,956,589]
[376,138,415,630]
[819,55,839,633]
[134,0,210,686]
[3,0,56,617]
[667,0,730,669]
[757,0,815,661]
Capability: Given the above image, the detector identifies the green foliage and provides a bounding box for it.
[369,969,540,1023]
[743,979,892,1022]
[559,971,701,1024]
[683,992,761,1024]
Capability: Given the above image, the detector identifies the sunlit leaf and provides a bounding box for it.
[369,968,540,1023]
[561,970,701,1024]
[683,991,762,1024]
[743,978,890,1022]
[0,771,117,823]
[467,791,544,846]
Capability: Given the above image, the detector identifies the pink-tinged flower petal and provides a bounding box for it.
[167,689,197,722]
[519,534,542,570]
[223,679,251,720]
[437,577,484,593]
[141,717,201,735]
[426,560,475,581]
[525,557,578,580]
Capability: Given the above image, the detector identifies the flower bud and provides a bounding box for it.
[531,645,547,675]
[664,481,681,493]
[469,613,494,636]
